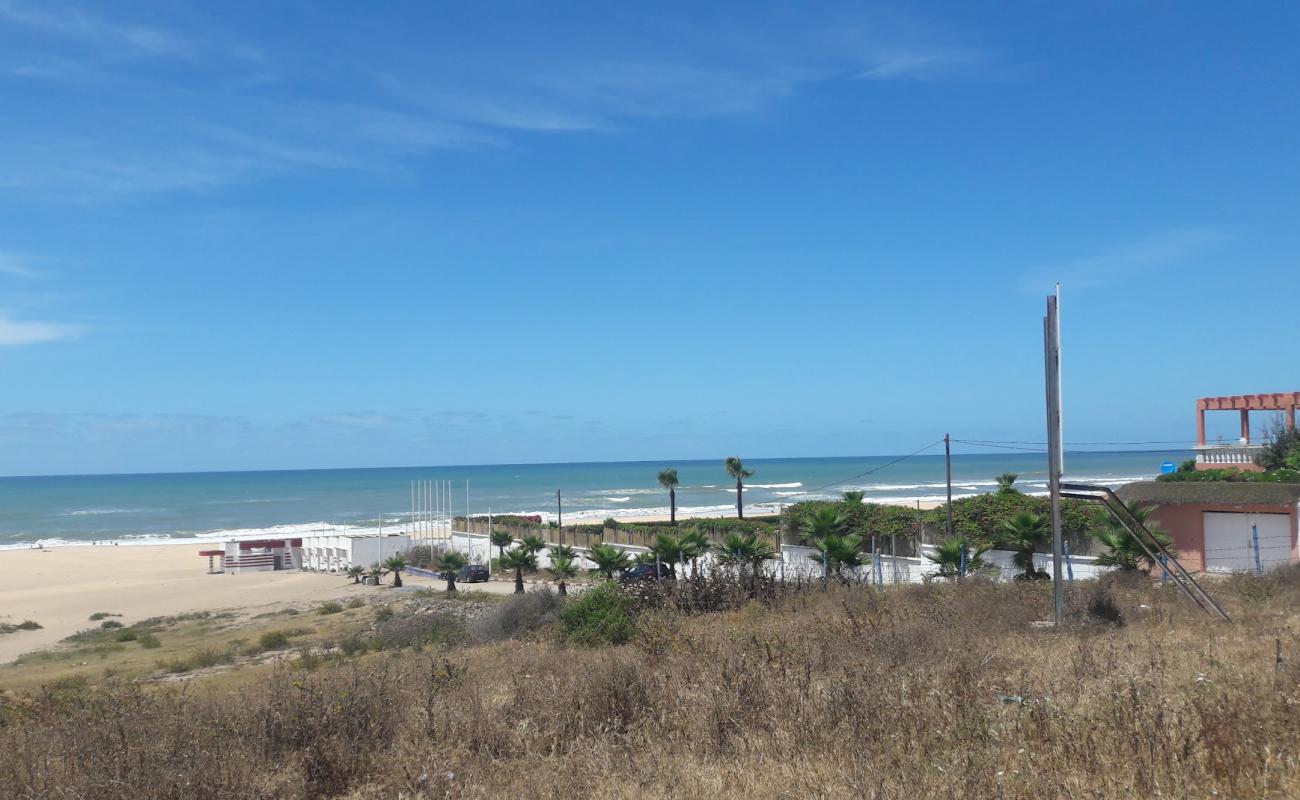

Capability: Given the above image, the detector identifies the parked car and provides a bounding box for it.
[457,564,489,583]
[619,562,674,584]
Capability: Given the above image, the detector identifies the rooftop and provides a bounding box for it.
[1118,481,1300,507]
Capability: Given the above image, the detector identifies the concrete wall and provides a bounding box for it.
[1144,503,1298,573]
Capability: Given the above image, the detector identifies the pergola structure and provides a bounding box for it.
[1195,392,1299,471]
[1196,392,1299,446]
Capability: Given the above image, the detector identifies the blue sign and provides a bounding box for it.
[1159,460,1177,474]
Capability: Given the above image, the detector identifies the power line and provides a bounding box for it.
[781,438,947,500]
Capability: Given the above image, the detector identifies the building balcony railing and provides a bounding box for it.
[1195,443,1264,467]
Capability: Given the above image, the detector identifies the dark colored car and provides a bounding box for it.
[619,562,674,584]
[457,564,489,583]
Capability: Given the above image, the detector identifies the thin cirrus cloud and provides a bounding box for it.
[1021,229,1233,291]
[0,1,989,200]
[0,310,82,346]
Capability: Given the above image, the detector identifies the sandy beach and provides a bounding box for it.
[0,506,944,664]
[0,545,383,664]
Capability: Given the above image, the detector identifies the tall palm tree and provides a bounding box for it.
[549,543,577,561]
[678,529,711,577]
[998,511,1050,580]
[500,547,537,594]
[437,551,468,592]
[519,534,548,556]
[717,532,776,581]
[996,473,1020,494]
[344,566,364,584]
[926,536,991,579]
[490,528,513,562]
[382,555,408,588]
[549,555,578,596]
[725,456,755,519]
[658,467,680,525]
[587,543,632,579]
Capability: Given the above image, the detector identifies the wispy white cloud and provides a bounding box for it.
[1024,229,1233,290]
[0,0,190,57]
[0,3,991,200]
[0,252,39,277]
[0,310,81,346]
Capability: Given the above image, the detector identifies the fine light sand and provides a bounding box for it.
[0,545,374,664]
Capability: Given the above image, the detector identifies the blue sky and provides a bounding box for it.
[1,1,1297,475]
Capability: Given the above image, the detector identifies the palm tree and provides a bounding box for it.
[490,528,513,562]
[549,555,578,596]
[800,506,848,579]
[842,490,866,507]
[717,532,776,580]
[587,543,632,579]
[500,547,537,593]
[679,529,711,577]
[807,534,865,581]
[650,533,684,578]
[344,566,364,584]
[926,536,991,579]
[437,551,468,592]
[382,555,407,588]
[658,467,680,525]
[366,564,386,584]
[1093,508,1179,574]
[998,511,1050,580]
[996,473,1020,494]
[550,543,577,561]
[725,456,755,519]
[519,534,548,556]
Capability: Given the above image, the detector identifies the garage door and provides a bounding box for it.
[1202,512,1293,573]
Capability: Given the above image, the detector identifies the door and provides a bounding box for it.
[1202,512,1293,573]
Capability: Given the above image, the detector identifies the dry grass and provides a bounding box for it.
[3,570,1300,799]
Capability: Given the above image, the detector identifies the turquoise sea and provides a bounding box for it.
[0,450,1190,547]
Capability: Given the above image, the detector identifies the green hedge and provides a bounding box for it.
[1157,468,1300,483]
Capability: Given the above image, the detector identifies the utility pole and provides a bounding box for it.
[1044,290,1065,625]
[944,433,954,540]
[556,490,563,546]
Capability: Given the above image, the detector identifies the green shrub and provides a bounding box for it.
[476,588,563,641]
[88,612,119,621]
[258,630,291,650]
[16,620,42,631]
[345,596,366,609]
[373,614,466,650]
[137,634,161,649]
[113,629,138,642]
[338,636,368,656]
[99,620,124,630]
[558,582,636,646]
[374,606,394,622]
[317,601,344,616]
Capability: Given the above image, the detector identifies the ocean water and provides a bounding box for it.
[0,450,1189,548]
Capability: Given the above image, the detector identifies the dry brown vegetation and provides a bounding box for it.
[3,570,1300,799]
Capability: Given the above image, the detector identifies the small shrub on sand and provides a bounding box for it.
[372,614,466,650]
[345,596,366,609]
[137,634,161,649]
[558,581,635,646]
[99,620,124,630]
[317,602,344,616]
[476,587,563,641]
[113,629,138,642]
[257,631,291,651]
[338,636,368,657]
[16,620,42,631]
[88,612,119,621]
[374,605,394,623]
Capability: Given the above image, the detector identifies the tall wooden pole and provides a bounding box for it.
[1044,293,1065,625]
[944,433,954,540]
[556,490,563,546]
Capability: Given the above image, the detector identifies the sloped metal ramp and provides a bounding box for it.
[1060,482,1230,622]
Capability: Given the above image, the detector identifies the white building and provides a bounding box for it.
[299,532,411,572]
[221,538,303,574]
